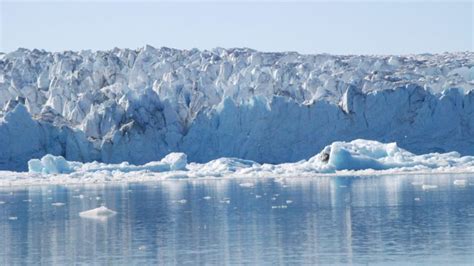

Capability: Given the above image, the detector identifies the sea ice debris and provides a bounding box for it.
[453,179,468,186]
[422,184,438,190]
[79,206,117,220]
[239,182,255,188]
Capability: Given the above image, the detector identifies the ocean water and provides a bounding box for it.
[1,175,474,265]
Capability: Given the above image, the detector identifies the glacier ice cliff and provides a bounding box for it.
[0,46,473,170]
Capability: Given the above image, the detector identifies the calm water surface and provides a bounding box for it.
[1,175,474,265]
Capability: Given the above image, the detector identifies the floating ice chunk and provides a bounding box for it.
[286,200,293,204]
[422,184,438,190]
[255,195,262,199]
[28,152,187,174]
[220,198,231,204]
[8,216,18,220]
[414,197,421,201]
[239,182,254,188]
[0,201,5,204]
[271,205,288,209]
[79,206,116,220]
[160,153,187,171]
[453,179,468,186]
[203,196,212,200]
[325,140,391,171]
[28,154,75,174]
[51,202,65,207]
[177,199,187,204]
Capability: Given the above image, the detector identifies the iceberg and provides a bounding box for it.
[0,47,473,171]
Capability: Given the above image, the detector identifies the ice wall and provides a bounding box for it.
[0,47,473,170]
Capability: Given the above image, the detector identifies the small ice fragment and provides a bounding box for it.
[286,200,293,204]
[422,184,438,190]
[96,196,101,200]
[220,198,231,204]
[255,195,262,199]
[0,201,5,205]
[23,199,32,202]
[203,196,212,200]
[8,216,18,220]
[178,199,187,204]
[79,194,84,199]
[414,197,421,201]
[239,182,254,188]
[453,179,467,186]
[271,197,277,201]
[128,190,133,193]
[79,206,116,220]
[271,205,288,209]
[52,202,65,207]
[411,181,424,186]
[138,245,147,251]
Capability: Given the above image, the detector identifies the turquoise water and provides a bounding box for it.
[1,175,474,265]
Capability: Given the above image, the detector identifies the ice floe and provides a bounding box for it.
[79,206,116,220]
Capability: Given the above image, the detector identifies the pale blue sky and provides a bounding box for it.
[1,1,472,55]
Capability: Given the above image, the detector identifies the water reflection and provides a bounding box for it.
[0,175,474,264]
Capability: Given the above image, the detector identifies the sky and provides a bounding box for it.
[0,1,472,55]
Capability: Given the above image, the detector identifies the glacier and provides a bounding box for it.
[0,46,474,171]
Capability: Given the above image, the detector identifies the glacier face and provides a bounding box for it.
[0,46,473,170]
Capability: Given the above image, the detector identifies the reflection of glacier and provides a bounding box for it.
[1,178,472,264]
[1,47,473,170]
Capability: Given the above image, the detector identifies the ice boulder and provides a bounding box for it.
[326,140,401,170]
[28,154,76,174]
[160,152,187,171]
[309,139,474,173]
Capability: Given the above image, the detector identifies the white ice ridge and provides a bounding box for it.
[0,46,473,170]
[21,140,474,183]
